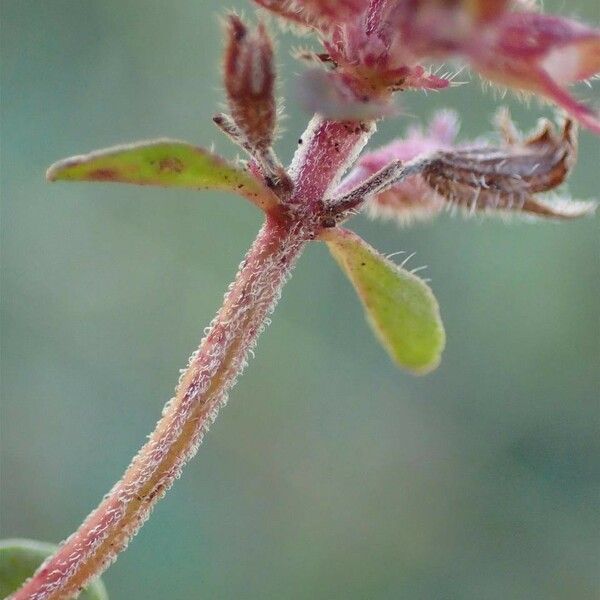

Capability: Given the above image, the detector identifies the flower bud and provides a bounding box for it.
[224,15,276,151]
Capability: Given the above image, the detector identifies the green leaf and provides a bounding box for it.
[46,139,279,211]
[0,539,108,599]
[324,228,445,374]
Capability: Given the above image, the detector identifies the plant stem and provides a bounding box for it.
[329,157,434,215]
[12,218,305,600]
[11,116,374,600]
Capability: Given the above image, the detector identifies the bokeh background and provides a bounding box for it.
[1,1,599,598]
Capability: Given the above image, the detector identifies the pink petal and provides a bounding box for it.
[469,12,600,133]
[490,13,600,82]
[253,0,365,31]
[534,71,600,136]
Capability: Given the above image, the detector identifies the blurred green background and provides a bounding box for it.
[1,2,599,598]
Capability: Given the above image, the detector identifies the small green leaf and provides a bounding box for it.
[0,539,108,599]
[46,139,278,211]
[324,228,445,374]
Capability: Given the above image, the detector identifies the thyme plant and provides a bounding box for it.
[3,1,599,598]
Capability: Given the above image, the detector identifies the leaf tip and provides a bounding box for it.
[45,161,61,182]
[46,156,84,182]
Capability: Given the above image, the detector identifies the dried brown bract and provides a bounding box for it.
[333,112,596,223]
[421,117,594,218]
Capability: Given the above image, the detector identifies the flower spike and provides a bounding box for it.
[11,4,598,598]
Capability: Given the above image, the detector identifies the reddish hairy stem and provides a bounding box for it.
[288,116,375,208]
[12,218,306,600]
[328,157,433,216]
[12,116,374,600]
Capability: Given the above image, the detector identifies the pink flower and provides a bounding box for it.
[254,0,600,133]
[466,12,600,133]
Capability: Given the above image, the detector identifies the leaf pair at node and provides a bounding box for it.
[46,136,446,374]
[45,112,596,376]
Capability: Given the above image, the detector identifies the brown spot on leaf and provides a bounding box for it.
[158,157,184,173]
[89,168,118,181]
